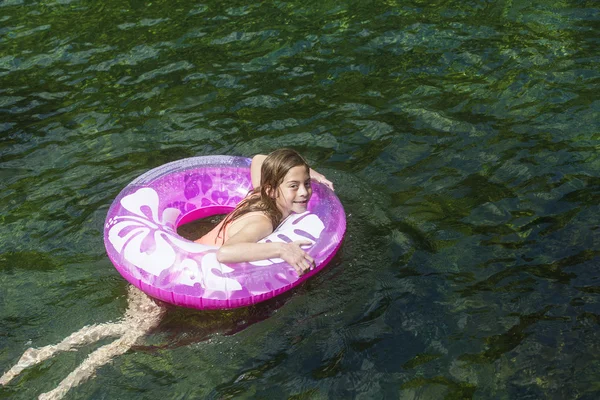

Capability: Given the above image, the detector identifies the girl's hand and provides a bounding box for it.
[280,240,315,275]
[310,169,334,191]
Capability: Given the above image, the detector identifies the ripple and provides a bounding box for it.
[1,0,599,398]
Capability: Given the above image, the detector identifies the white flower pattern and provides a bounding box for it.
[106,187,242,294]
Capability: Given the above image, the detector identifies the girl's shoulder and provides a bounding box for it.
[227,211,273,240]
[231,211,271,224]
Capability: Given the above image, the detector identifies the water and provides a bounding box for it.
[1,0,599,398]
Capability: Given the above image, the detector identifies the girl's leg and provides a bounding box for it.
[38,329,145,400]
[0,322,129,386]
[38,292,165,400]
[1,286,165,388]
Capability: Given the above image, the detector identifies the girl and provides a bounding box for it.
[196,148,334,275]
[1,148,333,399]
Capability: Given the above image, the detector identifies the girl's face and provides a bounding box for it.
[274,165,312,218]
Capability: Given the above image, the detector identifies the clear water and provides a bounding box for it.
[1,0,599,398]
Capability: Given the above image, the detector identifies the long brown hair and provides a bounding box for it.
[216,148,310,241]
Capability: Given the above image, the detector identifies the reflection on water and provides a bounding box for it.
[1,0,599,399]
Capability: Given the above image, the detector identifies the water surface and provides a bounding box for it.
[1,0,599,399]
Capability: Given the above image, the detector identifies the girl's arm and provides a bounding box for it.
[216,214,314,275]
[251,154,267,188]
[309,169,334,191]
[251,154,334,191]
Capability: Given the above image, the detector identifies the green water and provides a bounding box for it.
[1,0,599,398]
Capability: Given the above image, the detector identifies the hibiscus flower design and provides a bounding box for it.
[184,172,213,200]
[105,187,242,294]
[249,212,325,266]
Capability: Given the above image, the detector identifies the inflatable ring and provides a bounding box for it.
[104,156,346,309]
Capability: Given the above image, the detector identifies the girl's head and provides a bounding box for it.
[216,149,312,242]
[259,148,312,219]
[260,148,309,191]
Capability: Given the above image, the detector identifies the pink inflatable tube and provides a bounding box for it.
[104,156,346,309]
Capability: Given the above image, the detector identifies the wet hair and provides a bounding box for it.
[216,148,310,242]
